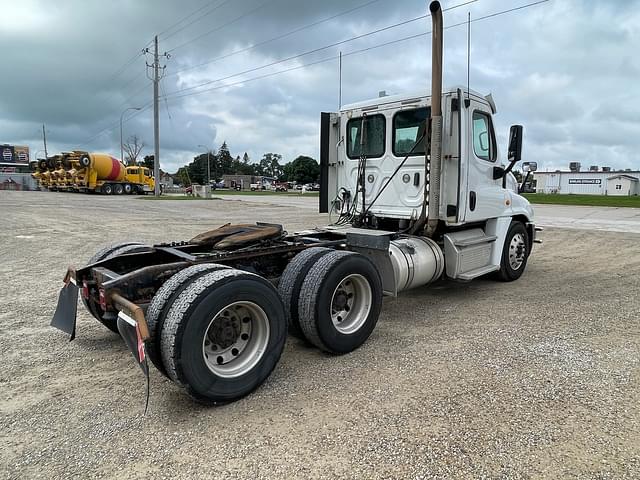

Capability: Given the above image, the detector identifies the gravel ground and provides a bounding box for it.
[1,190,639,479]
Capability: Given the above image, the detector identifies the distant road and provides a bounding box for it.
[220,195,640,234]
[533,204,640,234]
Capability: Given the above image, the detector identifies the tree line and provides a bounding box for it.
[142,142,320,186]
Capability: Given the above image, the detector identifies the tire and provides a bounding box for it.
[114,184,124,195]
[81,242,150,333]
[277,247,333,339]
[298,250,383,354]
[79,156,90,168]
[146,263,229,376]
[123,183,132,194]
[102,184,113,195]
[160,269,287,404]
[495,221,530,282]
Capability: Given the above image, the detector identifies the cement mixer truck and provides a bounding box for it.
[51,1,542,406]
[74,152,155,194]
[32,151,155,194]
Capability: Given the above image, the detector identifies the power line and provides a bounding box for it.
[163,0,478,98]
[78,0,547,149]
[166,0,277,53]
[164,0,548,102]
[160,0,235,41]
[166,0,383,78]
[78,102,152,148]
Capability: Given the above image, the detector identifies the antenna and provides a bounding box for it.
[465,11,471,108]
[338,51,342,109]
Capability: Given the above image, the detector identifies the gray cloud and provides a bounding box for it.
[2,0,639,173]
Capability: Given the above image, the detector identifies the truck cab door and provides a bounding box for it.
[463,102,507,222]
[319,112,340,213]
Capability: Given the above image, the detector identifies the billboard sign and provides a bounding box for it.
[0,145,29,164]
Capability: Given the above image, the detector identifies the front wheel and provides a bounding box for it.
[160,269,287,404]
[495,221,530,281]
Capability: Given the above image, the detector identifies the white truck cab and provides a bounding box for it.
[319,85,539,285]
[324,87,534,226]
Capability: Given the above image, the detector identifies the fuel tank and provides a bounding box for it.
[389,236,444,293]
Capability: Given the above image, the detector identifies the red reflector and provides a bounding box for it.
[82,281,89,299]
[99,289,106,311]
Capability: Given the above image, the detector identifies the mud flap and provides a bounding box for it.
[51,283,79,341]
[117,311,150,413]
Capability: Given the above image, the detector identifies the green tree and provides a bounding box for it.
[218,141,234,175]
[258,153,283,178]
[284,156,319,184]
[176,166,191,186]
[140,155,155,170]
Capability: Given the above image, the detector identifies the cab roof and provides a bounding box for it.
[340,85,492,112]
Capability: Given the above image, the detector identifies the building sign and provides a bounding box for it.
[569,178,601,185]
[1,145,14,163]
[0,145,29,164]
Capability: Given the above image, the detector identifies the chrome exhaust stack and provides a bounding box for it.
[426,0,443,236]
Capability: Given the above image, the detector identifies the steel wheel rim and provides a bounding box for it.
[509,232,526,270]
[330,274,372,334]
[202,301,270,378]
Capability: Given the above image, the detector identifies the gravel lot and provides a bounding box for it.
[1,190,639,479]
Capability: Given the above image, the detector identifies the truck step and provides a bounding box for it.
[453,235,497,247]
[443,228,497,280]
[456,264,499,281]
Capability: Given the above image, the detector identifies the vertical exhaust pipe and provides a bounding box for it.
[426,0,443,236]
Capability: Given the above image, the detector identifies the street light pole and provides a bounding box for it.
[120,107,141,164]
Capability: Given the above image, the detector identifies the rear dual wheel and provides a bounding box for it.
[155,269,287,404]
[281,249,383,354]
[146,263,229,376]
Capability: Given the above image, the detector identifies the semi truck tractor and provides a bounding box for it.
[33,151,155,194]
[51,1,541,405]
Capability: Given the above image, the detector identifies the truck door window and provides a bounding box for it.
[346,114,385,159]
[472,111,496,162]
[144,169,150,176]
[393,107,430,156]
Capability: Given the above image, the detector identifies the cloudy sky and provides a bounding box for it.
[2,0,639,173]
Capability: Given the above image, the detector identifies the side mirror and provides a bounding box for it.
[522,161,537,173]
[507,125,523,162]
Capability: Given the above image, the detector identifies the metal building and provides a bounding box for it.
[535,167,640,195]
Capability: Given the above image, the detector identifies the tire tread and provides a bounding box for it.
[146,263,228,375]
[298,250,357,352]
[278,247,332,338]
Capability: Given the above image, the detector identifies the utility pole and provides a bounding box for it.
[42,124,48,159]
[145,36,169,196]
